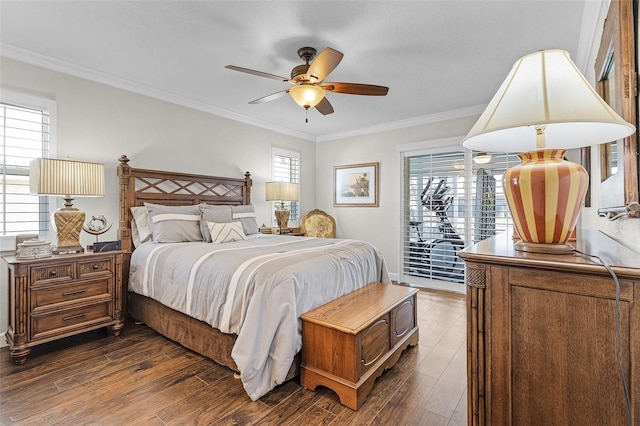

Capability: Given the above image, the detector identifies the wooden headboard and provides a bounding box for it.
[117,154,252,254]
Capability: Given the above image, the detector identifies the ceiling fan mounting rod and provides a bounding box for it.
[291,47,317,81]
[297,47,317,64]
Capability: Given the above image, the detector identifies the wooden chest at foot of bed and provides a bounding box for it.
[300,282,419,410]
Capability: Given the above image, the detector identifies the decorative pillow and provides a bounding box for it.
[145,202,203,243]
[231,205,259,235]
[130,206,152,247]
[207,221,248,243]
[200,205,232,242]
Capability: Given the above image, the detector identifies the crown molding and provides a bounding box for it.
[315,105,486,142]
[2,43,489,144]
[0,43,316,142]
[575,0,609,74]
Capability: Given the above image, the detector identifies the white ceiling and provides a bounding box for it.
[0,1,601,142]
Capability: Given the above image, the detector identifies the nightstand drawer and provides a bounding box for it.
[77,258,113,278]
[31,301,113,339]
[31,278,112,310]
[31,263,74,285]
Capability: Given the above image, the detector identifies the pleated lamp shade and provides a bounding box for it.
[462,49,635,254]
[30,158,105,198]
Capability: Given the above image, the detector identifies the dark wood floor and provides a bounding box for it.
[0,289,467,425]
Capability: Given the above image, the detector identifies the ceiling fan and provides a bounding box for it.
[225,47,389,121]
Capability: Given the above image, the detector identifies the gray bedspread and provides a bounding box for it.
[128,234,390,400]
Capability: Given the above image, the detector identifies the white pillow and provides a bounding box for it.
[207,221,247,243]
[130,206,152,247]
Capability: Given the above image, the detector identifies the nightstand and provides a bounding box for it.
[4,250,125,364]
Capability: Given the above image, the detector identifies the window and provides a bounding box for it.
[401,148,519,291]
[272,147,300,223]
[0,94,55,236]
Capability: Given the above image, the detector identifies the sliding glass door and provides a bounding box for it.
[400,148,518,292]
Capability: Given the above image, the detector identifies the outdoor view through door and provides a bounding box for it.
[402,150,519,289]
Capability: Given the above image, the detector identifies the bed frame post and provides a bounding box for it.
[117,155,133,254]
[244,171,252,205]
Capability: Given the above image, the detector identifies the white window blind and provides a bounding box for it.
[272,148,300,223]
[1,102,51,235]
[401,150,519,289]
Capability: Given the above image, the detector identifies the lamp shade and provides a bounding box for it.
[30,158,105,197]
[462,49,635,152]
[289,85,325,109]
[265,181,299,202]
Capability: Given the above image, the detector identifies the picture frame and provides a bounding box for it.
[334,162,379,207]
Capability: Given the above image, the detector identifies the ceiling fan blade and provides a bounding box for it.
[315,97,334,115]
[322,82,389,96]
[249,90,289,104]
[307,48,344,83]
[225,65,290,82]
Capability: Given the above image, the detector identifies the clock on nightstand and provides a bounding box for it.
[4,250,125,364]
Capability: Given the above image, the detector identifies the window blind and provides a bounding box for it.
[401,150,519,289]
[1,102,50,235]
[272,148,300,223]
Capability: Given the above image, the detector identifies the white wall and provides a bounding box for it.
[315,114,481,278]
[0,57,315,344]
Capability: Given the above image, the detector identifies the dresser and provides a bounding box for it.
[4,250,125,364]
[458,230,640,425]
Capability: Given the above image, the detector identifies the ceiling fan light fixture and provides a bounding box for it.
[473,152,492,164]
[289,85,325,109]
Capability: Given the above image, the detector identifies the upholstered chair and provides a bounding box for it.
[300,209,336,238]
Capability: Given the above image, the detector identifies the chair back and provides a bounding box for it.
[301,209,336,238]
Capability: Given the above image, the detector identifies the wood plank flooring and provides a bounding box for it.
[0,288,467,425]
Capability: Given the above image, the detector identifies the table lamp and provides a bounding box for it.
[462,49,635,254]
[265,181,299,234]
[30,158,105,253]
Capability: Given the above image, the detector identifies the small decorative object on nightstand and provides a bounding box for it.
[16,238,52,259]
[4,250,125,364]
[83,214,112,251]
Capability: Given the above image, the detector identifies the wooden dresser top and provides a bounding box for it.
[459,229,640,278]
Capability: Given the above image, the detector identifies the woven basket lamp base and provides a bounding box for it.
[54,209,85,253]
[274,209,290,234]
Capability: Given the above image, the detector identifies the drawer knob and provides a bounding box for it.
[92,264,99,270]
[63,313,87,321]
[62,289,87,296]
[49,271,57,277]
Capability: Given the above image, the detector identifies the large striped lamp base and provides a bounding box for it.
[504,149,588,255]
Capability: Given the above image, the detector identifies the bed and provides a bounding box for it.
[116,155,390,400]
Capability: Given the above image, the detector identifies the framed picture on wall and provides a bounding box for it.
[334,162,379,207]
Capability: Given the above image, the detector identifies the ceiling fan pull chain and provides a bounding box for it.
[305,107,309,123]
